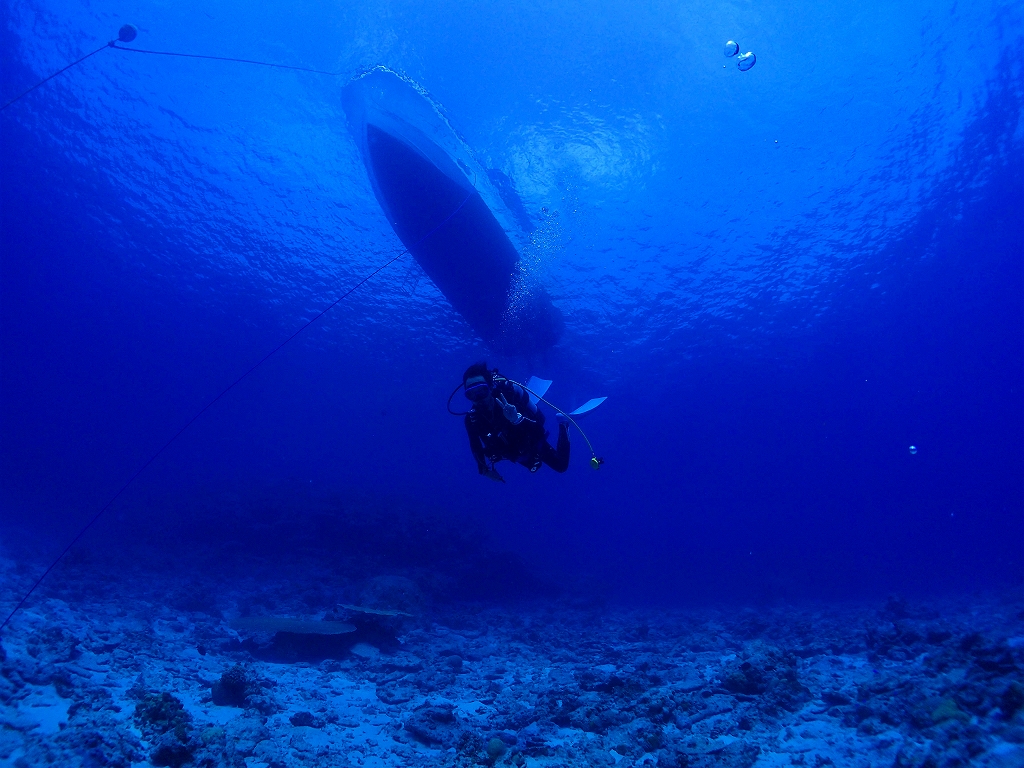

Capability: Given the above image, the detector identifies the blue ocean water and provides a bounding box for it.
[1,1,1023,765]
[4,0,1020,603]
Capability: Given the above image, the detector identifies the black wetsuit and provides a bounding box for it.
[464,380,570,473]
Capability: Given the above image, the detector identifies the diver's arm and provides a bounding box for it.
[465,415,504,482]
[515,385,541,422]
[496,384,540,425]
[509,384,544,431]
[464,415,489,473]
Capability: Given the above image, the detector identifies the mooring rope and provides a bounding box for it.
[1,25,347,112]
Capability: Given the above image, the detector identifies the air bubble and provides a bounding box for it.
[724,40,739,57]
[737,52,756,71]
[909,445,918,455]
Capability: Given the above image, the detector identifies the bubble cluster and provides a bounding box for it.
[724,39,756,71]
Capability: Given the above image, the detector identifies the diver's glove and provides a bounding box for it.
[555,412,570,426]
[496,394,524,425]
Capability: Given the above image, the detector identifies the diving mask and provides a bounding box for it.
[464,377,491,401]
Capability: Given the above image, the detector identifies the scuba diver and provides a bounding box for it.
[461,362,569,482]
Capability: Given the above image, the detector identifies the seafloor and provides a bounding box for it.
[0,541,1022,768]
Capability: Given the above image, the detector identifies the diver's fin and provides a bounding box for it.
[569,397,607,417]
[526,376,552,407]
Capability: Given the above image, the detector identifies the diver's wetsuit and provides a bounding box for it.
[465,380,570,473]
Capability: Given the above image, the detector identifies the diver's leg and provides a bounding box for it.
[539,424,570,472]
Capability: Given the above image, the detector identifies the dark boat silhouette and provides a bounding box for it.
[343,68,562,355]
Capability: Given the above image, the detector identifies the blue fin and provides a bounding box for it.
[569,397,607,417]
[526,377,552,407]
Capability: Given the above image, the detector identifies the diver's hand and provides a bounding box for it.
[483,468,505,483]
[496,394,523,425]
